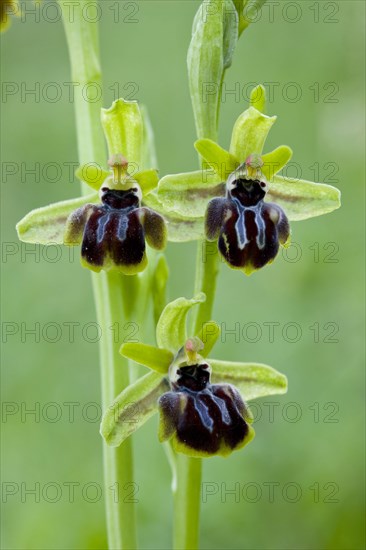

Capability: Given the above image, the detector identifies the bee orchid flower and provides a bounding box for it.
[100,293,287,458]
[16,100,167,274]
[152,85,341,260]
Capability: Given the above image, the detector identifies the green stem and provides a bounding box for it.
[94,272,137,549]
[193,240,220,335]
[59,1,137,547]
[173,454,202,550]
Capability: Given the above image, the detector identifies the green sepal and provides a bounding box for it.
[187,0,238,139]
[120,342,173,374]
[261,146,293,179]
[143,193,206,242]
[210,360,288,400]
[101,98,143,166]
[16,194,98,244]
[75,164,109,191]
[151,254,169,327]
[194,139,239,180]
[156,170,223,218]
[250,84,266,113]
[100,371,169,447]
[156,294,206,353]
[267,175,341,221]
[196,321,221,357]
[230,107,277,161]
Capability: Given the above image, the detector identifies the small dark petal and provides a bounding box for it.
[81,208,108,269]
[205,198,230,241]
[142,208,167,250]
[64,204,94,246]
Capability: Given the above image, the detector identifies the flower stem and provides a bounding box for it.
[59,1,137,547]
[193,240,220,335]
[94,272,137,550]
[173,454,202,550]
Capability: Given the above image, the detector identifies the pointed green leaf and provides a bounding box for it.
[120,342,173,374]
[267,175,341,221]
[230,106,276,162]
[210,360,288,401]
[143,193,205,242]
[195,139,239,180]
[157,170,223,218]
[16,194,98,244]
[250,84,266,113]
[156,294,206,353]
[134,169,159,196]
[100,371,169,447]
[75,163,109,191]
[196,321,221,357]
[101,99,143,167]
[261,145,293,179]
[187,0,238,139]
[151,255,169,327]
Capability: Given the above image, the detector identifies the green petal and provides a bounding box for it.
[143,193,205,242]
[194,139,239,180]
[210,360,288,401]
[101,99,143,167]
[16,194,98,244]
[75,163,109,191]
[250,84,266,113]
[261,146,293,179]
[187,0,238,139]
[267,175,341,221]
[229,106,276,162]
[134,169,159,195]
[196,321,221,357]
[120,342,173,374]
[156,170,223,218]
[156,294,206,353]
[151,255,169,327]
[100,372,169,447]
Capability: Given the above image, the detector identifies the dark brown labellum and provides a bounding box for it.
[64,188,167,274]
[158,363,254,457]
[205,178,290,274]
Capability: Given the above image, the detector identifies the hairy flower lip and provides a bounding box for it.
[158,381,254,457]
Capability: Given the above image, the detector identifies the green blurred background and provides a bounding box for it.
[1,1,365,549]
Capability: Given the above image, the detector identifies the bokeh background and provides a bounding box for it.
[1,1,365,549]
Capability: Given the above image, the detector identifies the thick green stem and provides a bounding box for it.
[59,1,137,547]
[173,454,202,550]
